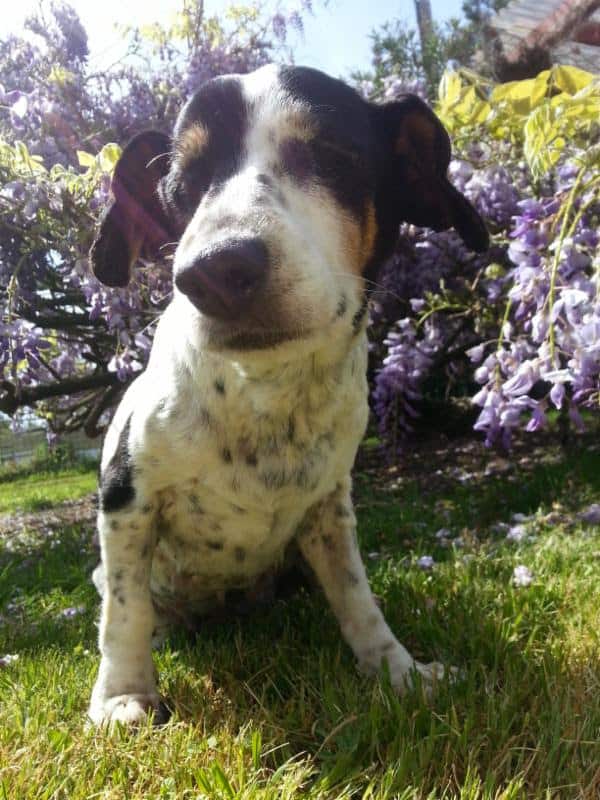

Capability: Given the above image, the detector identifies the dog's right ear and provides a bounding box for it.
[90,131,173,288]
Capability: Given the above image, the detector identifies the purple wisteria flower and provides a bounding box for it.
[59,605,86,619]
[579,504,600,525]
[417,555,435,570]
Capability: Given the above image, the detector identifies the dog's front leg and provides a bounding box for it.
[298,478,446,695]
[88,502,163,727]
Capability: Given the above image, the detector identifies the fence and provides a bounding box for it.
[0,428,101,464]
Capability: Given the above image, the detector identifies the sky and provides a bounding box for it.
[3,0,465,79]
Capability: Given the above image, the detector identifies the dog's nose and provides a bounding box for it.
[175,238,269,319]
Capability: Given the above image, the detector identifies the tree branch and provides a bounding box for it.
[0,372,123,415]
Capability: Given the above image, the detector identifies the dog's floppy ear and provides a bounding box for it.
[90,131,173,288]
[375,95,489,252]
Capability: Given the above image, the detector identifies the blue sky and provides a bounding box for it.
[4,0,465,79]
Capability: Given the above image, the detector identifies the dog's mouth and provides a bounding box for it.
[199,314,308,352]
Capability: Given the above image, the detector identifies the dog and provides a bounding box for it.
[87,64,488,726]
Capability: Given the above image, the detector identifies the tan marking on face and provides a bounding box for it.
[175,123,209,165]
[340,199,378,276]
[360,201,377,271]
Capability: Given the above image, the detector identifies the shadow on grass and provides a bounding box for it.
[1,440,599,794]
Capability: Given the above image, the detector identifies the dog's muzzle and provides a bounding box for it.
[175,238,270,320]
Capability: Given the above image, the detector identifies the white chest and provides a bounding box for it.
[128,339,369,620]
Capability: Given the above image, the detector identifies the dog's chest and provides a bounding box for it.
[142,347,368,617]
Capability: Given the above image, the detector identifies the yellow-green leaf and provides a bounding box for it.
[77,150,96,169]
[553,65,594,95]
[98,143,122,174]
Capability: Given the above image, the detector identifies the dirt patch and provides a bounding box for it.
[0,494,97,541]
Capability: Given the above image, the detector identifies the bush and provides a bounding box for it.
[365,65,600,450]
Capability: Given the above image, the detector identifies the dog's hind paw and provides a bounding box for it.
[88,693,169,728]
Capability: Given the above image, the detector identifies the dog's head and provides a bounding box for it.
[90,65,488,351]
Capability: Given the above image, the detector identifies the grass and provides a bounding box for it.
[1,445,600,798]
[0,469,97,513]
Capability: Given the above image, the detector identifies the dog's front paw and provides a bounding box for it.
[392,659,455,698]
[88,692,168,728]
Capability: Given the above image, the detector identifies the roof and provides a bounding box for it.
[488,0,600,74]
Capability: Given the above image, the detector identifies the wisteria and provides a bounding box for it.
[368,65,600,451]
[1,3,599,455]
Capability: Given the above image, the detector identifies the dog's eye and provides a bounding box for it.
[169,162,212,216]
[279,138,315,182]
[313,141,363,171]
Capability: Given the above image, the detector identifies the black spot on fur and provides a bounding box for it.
[141,544,150,558]
[335,503,351,518]
[336,294,348,317]
[188,494,203,514]
[222,447,232,464]
[352,296,368,334]
[381,640,395,652]
[100,416,135,513]
[321,534,335,551]
[206,540,223,551]
[245,453,258,467]
[234,546,246,562]
[287,415,296,443]
[261,469,288,490]
[142,504,153,514]
[214,378,226,395]
[199,407,212,428]
[345,569,360,586]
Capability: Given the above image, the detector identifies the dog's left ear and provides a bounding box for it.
[90,131,174,288]
[374,95,489,252]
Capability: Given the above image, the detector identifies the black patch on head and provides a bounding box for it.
[165,76,248,219]
[278,66,375,216]
[214,378,226,395]
[100,416,135,513]
[279,138,314,184]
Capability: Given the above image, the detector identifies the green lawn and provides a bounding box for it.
[0,468,97,514]
[1,447,600,799]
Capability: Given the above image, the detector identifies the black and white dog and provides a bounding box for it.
[88,64,488,726]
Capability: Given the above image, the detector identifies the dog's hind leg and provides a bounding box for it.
[297,477,448,696]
